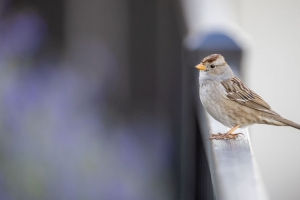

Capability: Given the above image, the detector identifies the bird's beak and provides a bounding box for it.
[195,64,207,71]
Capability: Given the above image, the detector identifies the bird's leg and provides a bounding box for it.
[208,125,243,140]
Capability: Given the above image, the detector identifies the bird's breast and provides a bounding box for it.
[199,80,243,127]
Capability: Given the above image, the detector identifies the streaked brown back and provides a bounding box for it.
[221,77,279,115]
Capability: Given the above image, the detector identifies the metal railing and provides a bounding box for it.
[180,0,269,199]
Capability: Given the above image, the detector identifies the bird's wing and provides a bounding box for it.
[221,77,278,115]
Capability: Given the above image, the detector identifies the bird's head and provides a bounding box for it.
[196,54,234,80]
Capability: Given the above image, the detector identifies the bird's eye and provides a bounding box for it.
[210,64,216,68]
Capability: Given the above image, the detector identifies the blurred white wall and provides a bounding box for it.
[240,1,300,200]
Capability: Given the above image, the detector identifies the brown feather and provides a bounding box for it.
[221,77,300,129]
[201,54,220,63]
[274,116,300,130]
[221,77,278,115]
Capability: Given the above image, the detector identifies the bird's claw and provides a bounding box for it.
[208,133,243,140]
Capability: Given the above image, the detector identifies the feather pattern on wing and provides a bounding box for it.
[221,77,278,115]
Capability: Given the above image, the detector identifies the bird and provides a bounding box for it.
[196,54,300,140]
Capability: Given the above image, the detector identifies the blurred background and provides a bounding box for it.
[0,0,299,200]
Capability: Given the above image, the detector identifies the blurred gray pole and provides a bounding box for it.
[64,0,130,95]
[64,0,129,66]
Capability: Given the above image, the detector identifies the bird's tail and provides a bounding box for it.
[274,116,300,130]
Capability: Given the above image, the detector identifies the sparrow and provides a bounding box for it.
[196,54,300,140]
